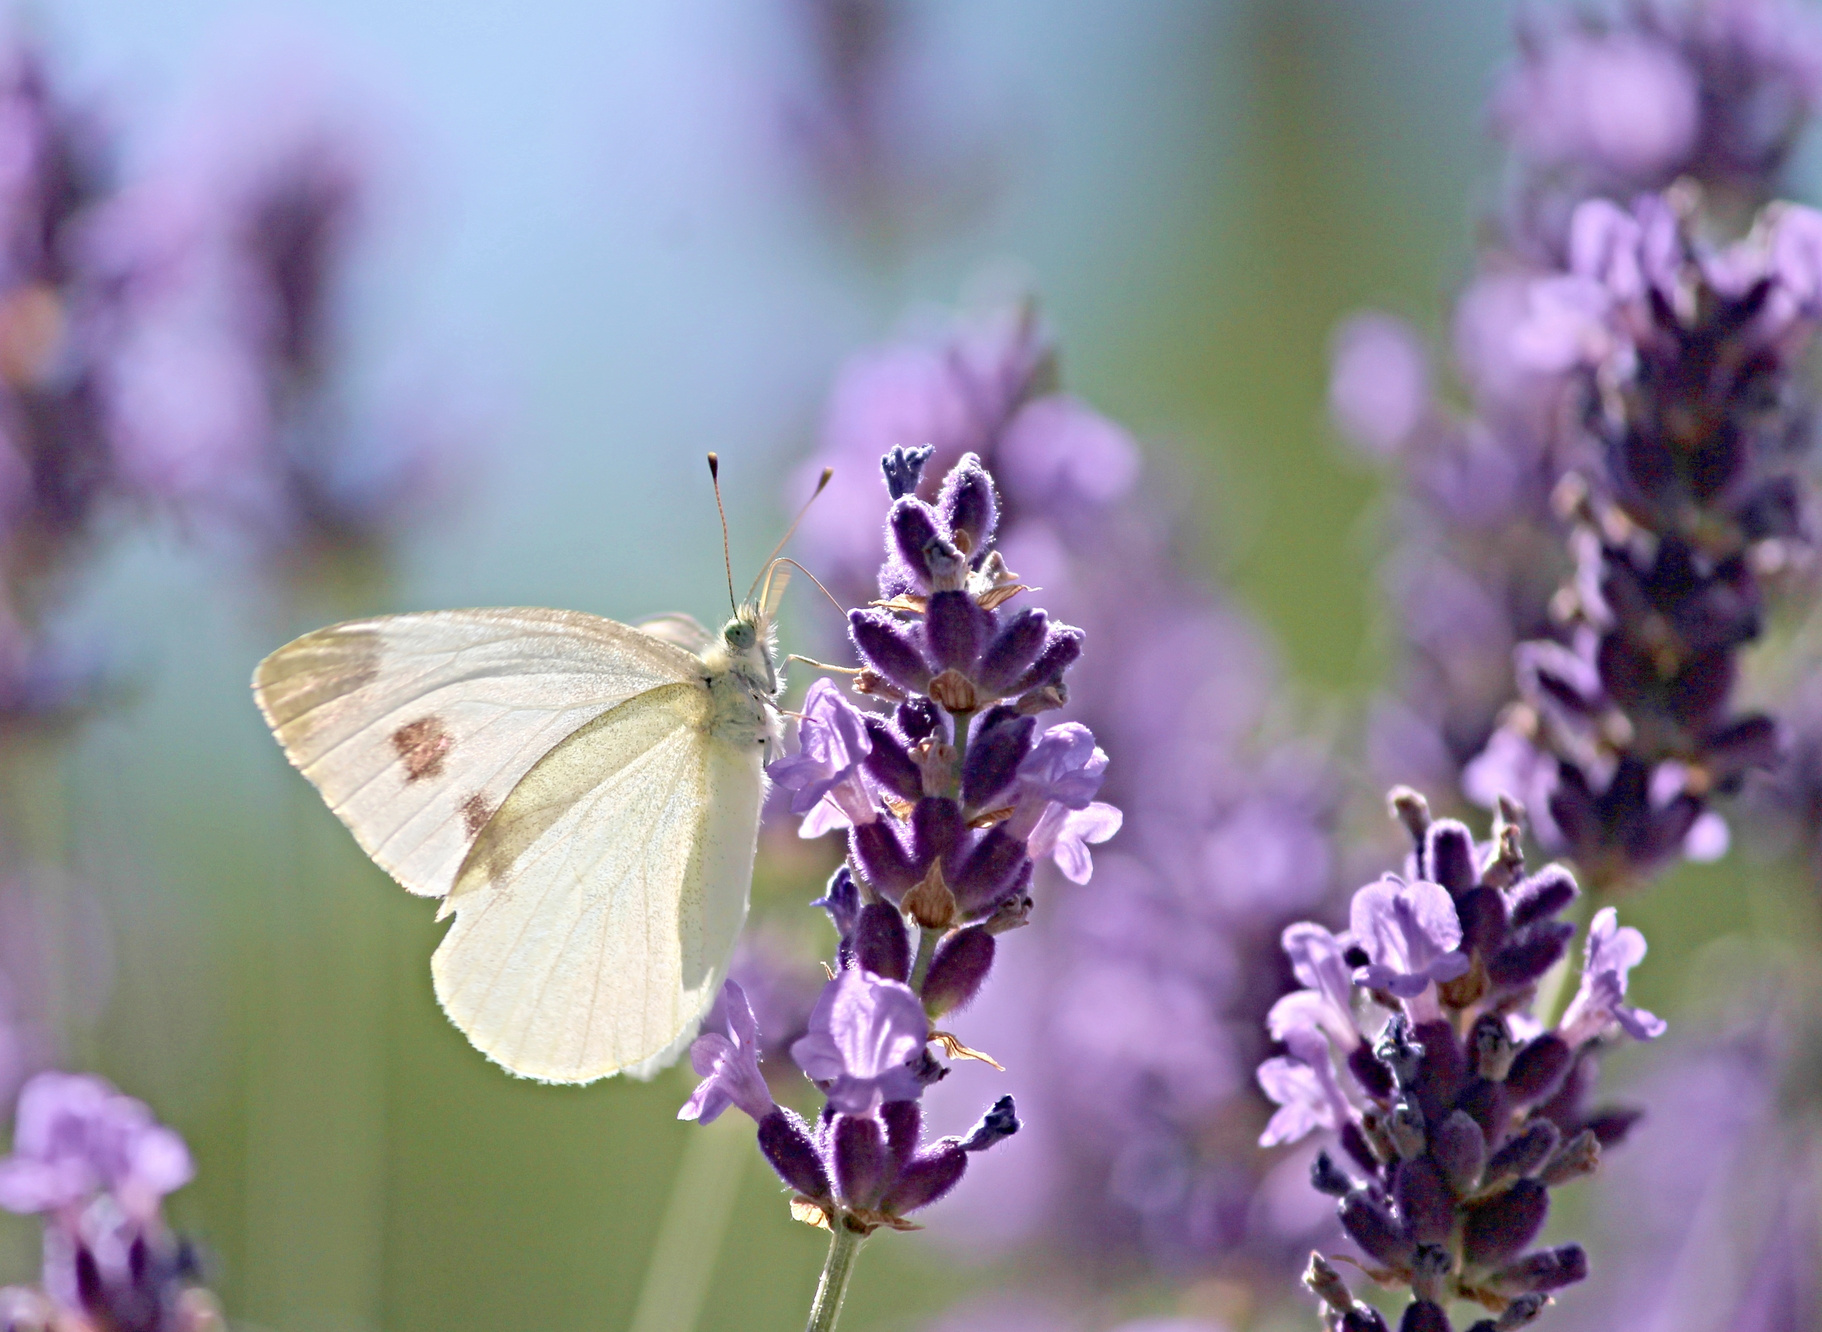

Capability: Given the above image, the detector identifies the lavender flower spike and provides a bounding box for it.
[1348,876,1469,1019]
[1557,907,1666,1048]
[767,678,878,837]
[679,981,775,1125]
[790,968,929,1115]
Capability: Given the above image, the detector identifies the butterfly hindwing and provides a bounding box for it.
[431,682,764,1082]
[251,608,704,903]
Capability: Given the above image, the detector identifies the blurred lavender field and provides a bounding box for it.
[0,2,1815,1332]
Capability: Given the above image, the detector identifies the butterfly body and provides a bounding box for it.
[253,601,780,1084]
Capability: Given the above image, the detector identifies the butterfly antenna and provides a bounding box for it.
[707,452,737,614]
[764,557,846,618]
[746,467,834,602]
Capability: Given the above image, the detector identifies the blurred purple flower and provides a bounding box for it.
[1546,1019,1818,1332]
[790,967,928,1115]
[1327,312,1431,458]
[776,0,1002,248]
[679,980,775,1125]
[1494,0,1822,252]
[90,51,459,575]
[0,1071,191,1221]
[0,1071,218,1331]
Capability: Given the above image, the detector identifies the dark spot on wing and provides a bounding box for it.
[392,716,453,782]
[461,793,494,838]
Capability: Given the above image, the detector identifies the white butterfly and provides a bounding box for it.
[252,466,803,1085]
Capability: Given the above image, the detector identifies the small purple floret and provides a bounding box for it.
[679,980,775,1126]
[791,969,929,1115]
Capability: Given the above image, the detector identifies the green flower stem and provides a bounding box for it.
[804,1221,867,1332]
[908,926,942,993]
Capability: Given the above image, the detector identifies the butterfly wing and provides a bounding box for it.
[252,608,704,903]
[430,682,763,1082]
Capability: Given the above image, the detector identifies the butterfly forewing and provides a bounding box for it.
[432,682,763,1083]
[252,608,704,902]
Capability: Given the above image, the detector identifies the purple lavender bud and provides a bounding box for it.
[1433,1110,1487,1194]
[880,444,934,500]
[1491,1244,1588,1294]
[1395,1157,1455,1244]
[832,1113,892,1210]
[852,820,917,900]
[880,1098,920,1176]
[1399,1302,1452,1332]
[1013,624,1084,692]
[1412,1019,1469,1123]
[1483,1120,1560,1185]
[895,697,940,741]
[1424,820,1477,894]
[1344,1308,1392,1332]
[879,1143,967,1214]
[757,1107,830,1200]
[921,927,994,1016]
[812,867,861,945]
[946,827,1030,918]
[1485,1296,1548,1331]
[1340,1121,1381,1175]
[959,1094,1018,1151]
[850,609,933,694]
[888,497,949,589]
[853,903,910,982]
[1508,866,1578,927]
[911,796,964,866]
[962,707,1035,809]
[1504,1036,1573,1105]
[935,452,998,555]
[862,716,925,802]
[925,590,992,674]
[1580,1107,1643,1147]
[1704,714,1782,783]
[1463,1179,1548,1269]
[1455,887,1508,959]
[976,608,1049,694]
[1348,1042,1396,1100]
[1487,921,1575,988]
[1741,475,1801,540]
[1455,1078,1510,1149]
[1340,1190,1416,1270]
[1312,1150,1355,1197]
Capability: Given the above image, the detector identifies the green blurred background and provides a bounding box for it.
[4,2,1811,1330]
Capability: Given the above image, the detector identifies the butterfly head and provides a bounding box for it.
[714,600,779,699]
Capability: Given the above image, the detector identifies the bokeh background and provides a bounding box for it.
[0,2,1815,1330]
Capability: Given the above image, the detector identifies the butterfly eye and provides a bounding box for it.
[724,621,756,650]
